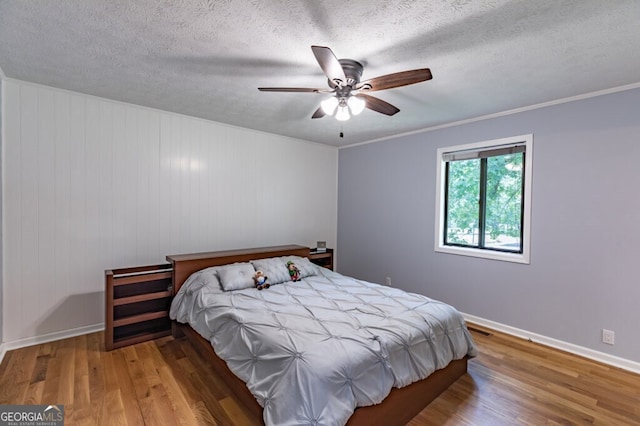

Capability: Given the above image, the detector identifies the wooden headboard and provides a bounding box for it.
[166,244,310,295]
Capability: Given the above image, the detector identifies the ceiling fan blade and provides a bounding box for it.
[311,45,347,86]
[258,87,328,93]
[356,68,432,92]
[358,94,400,116]
[311,106,326,119]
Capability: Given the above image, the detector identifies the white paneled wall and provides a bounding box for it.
[2,79,338,343]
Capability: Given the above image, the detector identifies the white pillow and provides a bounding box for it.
[251,256,318,284]
[217,262,256,291]
[251,257,290,284]
[283,256,318,278]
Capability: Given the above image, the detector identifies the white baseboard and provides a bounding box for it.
[0,323,104,365]
[463,313,640,375]
[0,343,7,366]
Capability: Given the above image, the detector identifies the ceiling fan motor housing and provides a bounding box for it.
[333,59,363,88]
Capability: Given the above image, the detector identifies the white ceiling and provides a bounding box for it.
[1,0,639,147]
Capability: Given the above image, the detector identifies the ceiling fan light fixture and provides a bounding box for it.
[335,105,350,121]
[347,96,365,115]
[320,97,339,115]
[259,46,432,121]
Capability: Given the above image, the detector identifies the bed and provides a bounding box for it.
[168,245,477,425]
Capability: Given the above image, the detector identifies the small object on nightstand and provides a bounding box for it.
[308,247,334,270]
[316,240,327,253]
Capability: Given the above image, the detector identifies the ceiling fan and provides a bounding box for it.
[258,45,432,121]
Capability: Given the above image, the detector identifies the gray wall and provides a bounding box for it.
[337,87,640,363]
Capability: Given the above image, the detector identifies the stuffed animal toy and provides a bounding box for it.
[253,270,270,290]
[286,261,301,282]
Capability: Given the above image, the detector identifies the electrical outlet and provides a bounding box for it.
[602,329,615,345]
[385,277,392,286]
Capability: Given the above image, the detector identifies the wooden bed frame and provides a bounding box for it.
[167,245,468,425]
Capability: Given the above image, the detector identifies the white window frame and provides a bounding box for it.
[434,134,533,264]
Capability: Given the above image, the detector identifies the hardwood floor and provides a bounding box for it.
[0,325,638,425]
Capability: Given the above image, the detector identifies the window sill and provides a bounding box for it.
[435,244,530,264]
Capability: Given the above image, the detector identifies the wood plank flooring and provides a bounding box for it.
[0,325,638,425]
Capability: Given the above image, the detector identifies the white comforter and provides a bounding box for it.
[170,266,477,426]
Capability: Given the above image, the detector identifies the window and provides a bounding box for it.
[435,135,532,263]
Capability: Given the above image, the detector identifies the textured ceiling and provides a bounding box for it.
[1,0,639,147]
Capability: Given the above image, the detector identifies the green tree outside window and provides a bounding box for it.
[444,152,524,253]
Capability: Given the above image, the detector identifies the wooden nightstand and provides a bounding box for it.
[105,263,173,351]
[308,248,334,270]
